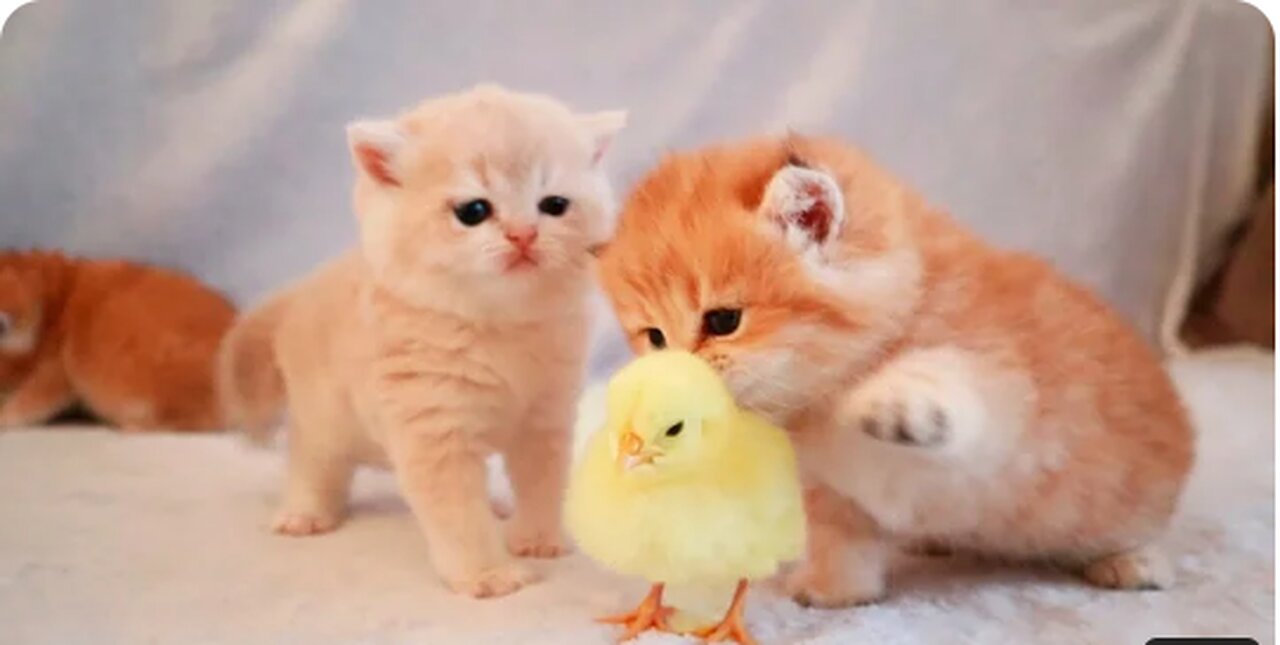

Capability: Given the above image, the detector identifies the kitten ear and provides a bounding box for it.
[578,110,627,165]
[346,119,407,188]
[758,163,845,253]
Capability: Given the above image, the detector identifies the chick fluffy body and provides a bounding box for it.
[565,351,805,586]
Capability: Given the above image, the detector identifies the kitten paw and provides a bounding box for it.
[446,561,539,598]
[505,520,570,558]
[784,562,886,608]
[1082,547,1172,590]
[271,509,341,536]
[847,391,949,447]
[841,366,979,449]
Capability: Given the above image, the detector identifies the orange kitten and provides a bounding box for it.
[0,250,234,431]
[218,85,625,598]
[597,136,1194,607]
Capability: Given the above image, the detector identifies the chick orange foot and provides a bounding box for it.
[597,583,675,642]
[688,579,758,645]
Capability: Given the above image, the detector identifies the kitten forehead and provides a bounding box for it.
[358,85,623,200]
[462,145,558,190]
[403,90,589,155]
[398,118,586,199]
[603,146,799,313]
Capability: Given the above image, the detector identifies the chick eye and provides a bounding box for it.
[644,328,666,349]
[538,195,570,217]
[453,199,493,226]
[665,422,684,437]
[702,308,742,337]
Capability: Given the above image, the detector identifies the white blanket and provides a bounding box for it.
[0,348,1272,644]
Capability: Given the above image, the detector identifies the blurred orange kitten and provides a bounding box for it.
[0,251,234,431]
[218,85,625,598]
[597,136,1193,607]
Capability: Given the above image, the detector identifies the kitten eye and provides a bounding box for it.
[665,422,684,437]
[0,313,11,336]
[453,199,493,226]
[644,328,666,349]
[702,308,742,337]
[538,196,570,217]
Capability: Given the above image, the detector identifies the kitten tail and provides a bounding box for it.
[216,294,289,447]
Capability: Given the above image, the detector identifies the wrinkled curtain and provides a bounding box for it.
[0,0,1269,375]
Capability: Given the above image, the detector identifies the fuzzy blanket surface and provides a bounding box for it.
[0,348,1272,644]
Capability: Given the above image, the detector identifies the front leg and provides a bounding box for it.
[501,394,572,559]
[785,483,888,608]
[387,424,536,598]
[0,353,73,428]
[836,345,1025,459]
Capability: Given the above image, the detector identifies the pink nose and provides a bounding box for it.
[504,227,538,248]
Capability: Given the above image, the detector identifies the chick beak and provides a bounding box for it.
[616,430,655,472]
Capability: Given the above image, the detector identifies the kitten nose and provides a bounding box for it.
[504,227,538,248]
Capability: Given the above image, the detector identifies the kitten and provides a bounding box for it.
[0,250,234,431]
[596,135,1194,606]
[218,85,625,598]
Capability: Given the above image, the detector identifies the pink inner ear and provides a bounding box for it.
[354,143,400,187]
[590,138,611,166]
[795,182,833,243]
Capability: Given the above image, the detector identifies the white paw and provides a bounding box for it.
[1083,548,1173,590]
[505,518,571,559]
[446,560,540,598]
[840,363,980,451]
[784,561,886,608]
[271,509,341,536]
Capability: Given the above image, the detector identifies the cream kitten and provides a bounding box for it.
[218,84,625,598]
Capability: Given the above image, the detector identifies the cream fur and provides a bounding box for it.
[219,85,624,598]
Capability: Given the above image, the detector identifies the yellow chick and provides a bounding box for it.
[565,351,806,644]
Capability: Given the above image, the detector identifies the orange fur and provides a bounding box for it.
[597,136,1194,605]
[0,250,234,431]
[217,85,625,598]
